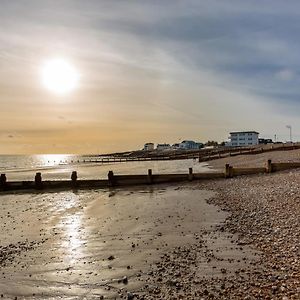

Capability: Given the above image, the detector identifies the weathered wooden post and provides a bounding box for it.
[229,166,234,178]
[108,171,115,187]
[188,167,193,181]
[266,159,273,173]
[147,169,153,184]
[225,164,230,178]
[35,172,43,189]
[0,174,7,190]
[71,171,78,187]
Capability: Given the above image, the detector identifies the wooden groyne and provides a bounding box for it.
[198,143,300,163]
[34,143,300,166]
[1,160,300,193]
[93,143,300,163]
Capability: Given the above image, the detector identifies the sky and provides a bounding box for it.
[1,0,300,154]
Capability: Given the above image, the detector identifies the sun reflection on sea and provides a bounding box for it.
[36,154,72,167]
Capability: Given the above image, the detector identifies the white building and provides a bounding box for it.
[156,143,171,151]
[229,131,259,146]
[143,143,154,151]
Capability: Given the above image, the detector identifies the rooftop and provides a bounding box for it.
[230,131,259,134]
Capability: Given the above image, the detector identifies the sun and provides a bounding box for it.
[41,58,79,95]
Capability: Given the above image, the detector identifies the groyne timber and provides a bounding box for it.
[80,142,300,164]
[1,160,300,193]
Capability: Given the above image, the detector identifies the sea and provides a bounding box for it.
[0,154,213,181]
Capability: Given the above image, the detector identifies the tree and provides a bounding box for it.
[205,140,218,147]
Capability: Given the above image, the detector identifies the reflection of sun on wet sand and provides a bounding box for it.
[0,186,257,299]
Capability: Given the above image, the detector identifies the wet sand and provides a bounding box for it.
[0,186,256,299]
[2,151,299,299]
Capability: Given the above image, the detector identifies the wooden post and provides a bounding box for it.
[225,164,230,178]
[35,172,43,189]
[266,159,272,173]
[229,166,233,178]
[108,171,115,187]
[0,174,7,190]
[147,169,153,184]
[71,171,78,187]
[188,167,193,181]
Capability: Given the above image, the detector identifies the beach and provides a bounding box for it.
[0,186,237,299]
[0,151,299,299]
[142,150,300,299]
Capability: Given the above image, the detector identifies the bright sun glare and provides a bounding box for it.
[41,58,79,95]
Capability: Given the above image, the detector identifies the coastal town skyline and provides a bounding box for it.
[1,1,300,154]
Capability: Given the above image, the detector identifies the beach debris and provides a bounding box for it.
[127,292,134,300]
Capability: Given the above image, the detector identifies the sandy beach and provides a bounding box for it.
[0,150,299,299]
[1,186,246,299]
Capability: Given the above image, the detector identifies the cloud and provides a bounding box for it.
[275,69,295,81]
[1,1,300,153]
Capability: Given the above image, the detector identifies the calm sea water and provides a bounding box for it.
[0,154,94,170]
[0,154,213,181]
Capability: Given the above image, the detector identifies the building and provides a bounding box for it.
[156,143,171,151]
[229,131,259,146]
[143,143,154,151]
[172,143,180,149]
[179,140,203,150]
[259,138,273,144]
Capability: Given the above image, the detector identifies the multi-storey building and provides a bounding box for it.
[229,131,259,146]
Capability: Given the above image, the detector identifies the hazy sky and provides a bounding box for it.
[1,0,300,154]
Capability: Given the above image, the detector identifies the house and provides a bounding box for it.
[172,143,180,149]
[143,143,154,151]
[156,143,171,151]
[229,131,259,146]
[179,140,203,150]
[259,138,273,144]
